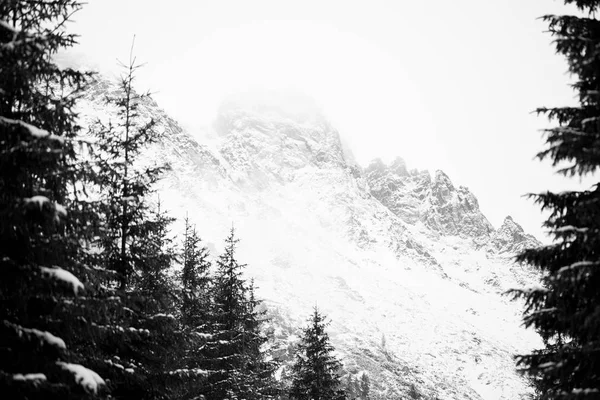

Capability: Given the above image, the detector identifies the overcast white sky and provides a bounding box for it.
[63,0,596,240]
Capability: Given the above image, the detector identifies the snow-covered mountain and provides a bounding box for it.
[77,77,542,400]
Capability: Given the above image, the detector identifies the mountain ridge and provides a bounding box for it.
[76,76,542,399]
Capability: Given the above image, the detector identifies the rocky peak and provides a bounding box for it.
[390,156,409,176]
[365,157,429,224]
[431,170,455,202]
[212,92,350,188]
[365,158,544,256]
[366,159,494,238]
[422,172,493,238]
[214,90,332,138]
[489,215,541,254]
[365,158,391,179]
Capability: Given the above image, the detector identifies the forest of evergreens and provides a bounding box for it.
[2,0,600,399]
[0,1,360,399]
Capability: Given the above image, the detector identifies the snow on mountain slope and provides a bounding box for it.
[77,78,542,399]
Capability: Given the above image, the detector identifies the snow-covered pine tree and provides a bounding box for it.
[508,1,600,398]
[0,0,108,398]
[180,215,212,328]
[133,197,178,314]
[242,279,279,399]
[202,228,253,398]
[289,308,347,400]
[172,216,213,398]
[202,228,277,399]
[82,48,184,399]
[90,43,164,291]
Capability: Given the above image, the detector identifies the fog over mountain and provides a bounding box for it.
[77,76,543,399]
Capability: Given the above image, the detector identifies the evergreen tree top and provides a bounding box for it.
[563,0,600,13]
[510,1,600,399]
[289,307,346,400]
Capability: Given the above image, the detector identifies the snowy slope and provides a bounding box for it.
[77,78,542,400]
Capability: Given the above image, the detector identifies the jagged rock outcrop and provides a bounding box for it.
[366,157,539,253]
[365,157,429,224]
[214,92,349,187]
[489,216,541,254]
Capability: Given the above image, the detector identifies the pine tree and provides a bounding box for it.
[289,308,347,400]
[90,41,164,291]
[0,0,109,398]
[508,1,600,398]
[133,197,178,314]
[80,46,184,399]
[242,279,279,399]
[180,215,212,328]
[173,216,213,398]
[201,228,277,399]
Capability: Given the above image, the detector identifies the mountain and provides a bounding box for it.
[77,77,542,400]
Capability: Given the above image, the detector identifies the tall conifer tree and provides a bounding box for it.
[181,215,212,328]
[0,1,108,398]
[509,1,600,398]
[201,228,277,399]
[82,46,184,400]
[90,41,163,291]
[173,216,213,398]
[289,308,347,400]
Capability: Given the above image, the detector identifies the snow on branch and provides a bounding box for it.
[57,362,105,394]
[515,285,549,294]
[553,226,589,234]
[571,388,600,395]
[537,361,559,370]
[529,307,557,315]
[557,261,598,275]
[0,116,65,143]
[40,266,84,295]
[104,359,133,372]
[5,320,66,350]
[150,313,175,320]
[128,327,151,335]
[23,196,68,222]
[545,127,586,136]
[168,368,210,377]
[582,116,600,126]
[12,373,47,382]
[24,196,51,210]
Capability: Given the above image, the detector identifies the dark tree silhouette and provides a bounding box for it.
[509,1,600,398]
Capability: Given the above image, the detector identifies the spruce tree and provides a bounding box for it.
[81,47,184,399]
[173,216,213,398]
[242,279,279,399]
[202,228,277,399]
[289,308,347,400]
[90,42,163,291]
[509,1,600,398]
[180,215,212,328]
[133,197,178,314]
[0,0,108,398]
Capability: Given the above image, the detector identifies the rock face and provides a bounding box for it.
[490,216,541,255]
[76,79,543,400]
[213,93,350,187]
[365,158,540,251]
